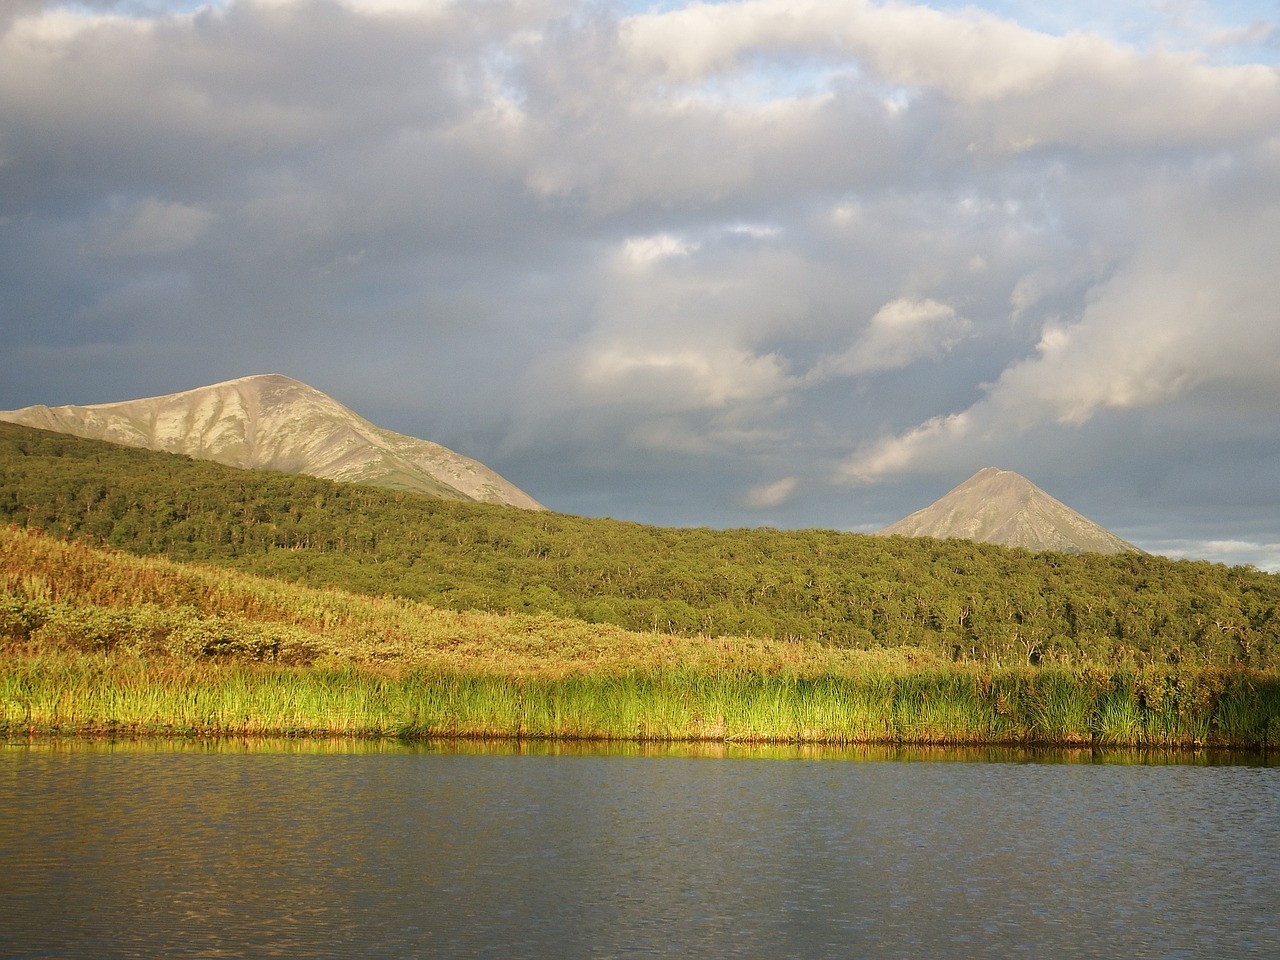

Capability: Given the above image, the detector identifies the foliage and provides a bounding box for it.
[4,654,1278,748]
[3,526,1279,747]
[3,422,1280,669]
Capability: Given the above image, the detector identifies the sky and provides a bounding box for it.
[2,0,1279,569]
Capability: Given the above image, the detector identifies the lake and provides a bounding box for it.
[1,741,1276,959]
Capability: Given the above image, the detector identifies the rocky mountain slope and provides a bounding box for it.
[0,374,544,510]
[877,467,1139,554]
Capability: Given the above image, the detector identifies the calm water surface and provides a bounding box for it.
[1,741,1277,959]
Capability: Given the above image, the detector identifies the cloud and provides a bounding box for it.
[581,344,790,411]
[1209,21,1278,54]
[742,476,799,508]
[841,411,973,484]
[96,198,217,256]
[841,156,1280,483]
[621,0,1280,150]
[811,297,971,380]
[619,232,698,267]
[1146,539,1280,573]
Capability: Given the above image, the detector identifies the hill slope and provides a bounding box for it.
[878,467,1139,555]
[0,374,543,509]
[3,423,1277,669]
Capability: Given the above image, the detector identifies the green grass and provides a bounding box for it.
[4,654,1279,748]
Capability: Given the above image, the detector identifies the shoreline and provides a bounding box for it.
[4,730,1275,770]
[2,726,1272,753]
[5,658,1278,750]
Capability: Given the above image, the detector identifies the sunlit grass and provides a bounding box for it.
[4,655,1278,748]
[3,525,1279,747]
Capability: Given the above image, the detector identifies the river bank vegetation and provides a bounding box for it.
[3,526,1278,747]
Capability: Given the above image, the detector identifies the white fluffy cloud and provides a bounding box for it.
[622,0,1280,149]
[619,233,698,267]
[581,344,790,413]
[843,181,1280,482]
[812,297,971,379]
[743,476,799,509]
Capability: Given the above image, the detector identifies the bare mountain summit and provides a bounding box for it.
[877,467,1140,555]
[0,374,544,510]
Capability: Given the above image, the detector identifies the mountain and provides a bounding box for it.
[877,467,1140,555]
[0,374,545,510]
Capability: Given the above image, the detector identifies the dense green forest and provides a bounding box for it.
[3,422,1278,669]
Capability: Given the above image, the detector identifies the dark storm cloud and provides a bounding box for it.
[2,0,1279,568]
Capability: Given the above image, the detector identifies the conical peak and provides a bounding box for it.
[965,466,1029,486]
[958,467,1037,501]
[878,467,1140,555]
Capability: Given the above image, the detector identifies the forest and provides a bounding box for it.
[3,421,1278,670]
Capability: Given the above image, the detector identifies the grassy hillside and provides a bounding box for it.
[3,526,1278,746]
[3,422,1279,669]
[0,523,860,677]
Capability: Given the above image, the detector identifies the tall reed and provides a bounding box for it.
[4,655,1278,748]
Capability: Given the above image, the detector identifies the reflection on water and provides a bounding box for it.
[8,736,1275,764]
[1,740,1277,959]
